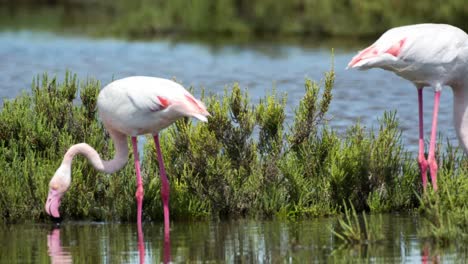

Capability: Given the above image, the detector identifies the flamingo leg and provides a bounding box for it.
[153,134,171,241]
[131,137,146,263]
[417,88,429,190]
[427,91,441,191]
[131,137,144,227]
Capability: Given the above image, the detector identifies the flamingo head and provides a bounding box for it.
[45,164,71,219]
[347,46,396,70]
[347,38,407,70]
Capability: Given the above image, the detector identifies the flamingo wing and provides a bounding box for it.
[120,76,188,113]
[127,90,172,113]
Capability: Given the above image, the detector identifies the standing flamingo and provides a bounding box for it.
[347,23,468,191]
[45,76,210,241]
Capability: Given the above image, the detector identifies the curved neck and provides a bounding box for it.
[62,130,129,173]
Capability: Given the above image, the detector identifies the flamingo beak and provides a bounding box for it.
[347,54,364,69]
[346,45,379,69]
[192,105,211,122]
[192,113,209,122]
[347,53,373,69]
[45,188,63,218]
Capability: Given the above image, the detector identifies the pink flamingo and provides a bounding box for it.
[47,228,72,264]
[348,23,468,191]
[45,76,210,242]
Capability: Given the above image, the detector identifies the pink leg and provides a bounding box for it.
[131,137,146,263]
[163,233,171,263]
[427,91,441,191]
[131,137,144,227]
[153,135,171,242]
[422,243,429,264]
[417,88,429,190]
[137,221,145,264]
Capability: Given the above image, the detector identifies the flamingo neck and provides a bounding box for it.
[452,80,468,153]
[62,130,129,173]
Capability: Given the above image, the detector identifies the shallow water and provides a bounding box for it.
[0,31,459,153]
[1,215,465,263]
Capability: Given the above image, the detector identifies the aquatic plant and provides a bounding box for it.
[417,157,468,244]
[331,202,384,244]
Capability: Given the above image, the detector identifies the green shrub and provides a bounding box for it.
[1,68,466,225]
[418,158,468,244]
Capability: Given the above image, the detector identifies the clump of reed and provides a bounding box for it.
[417,150,468,244]
[332,202,385,244]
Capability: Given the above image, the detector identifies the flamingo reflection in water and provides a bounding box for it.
[47,225,171,263]
[47,228,72,264]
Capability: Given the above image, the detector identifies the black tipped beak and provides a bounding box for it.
[49,214,63,225]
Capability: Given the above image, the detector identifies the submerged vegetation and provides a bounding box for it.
[0,69,467,244]
[2,0,468,39]
[332,203,384,244]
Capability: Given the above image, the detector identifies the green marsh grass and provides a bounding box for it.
[332,202,385,245]
[417,157,468,244]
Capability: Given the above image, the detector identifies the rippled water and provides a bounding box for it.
[1,216,465,263]
[0,31,459,153]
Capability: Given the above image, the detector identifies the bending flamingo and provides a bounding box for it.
[348,23,468,191]
[45,76,210,240]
